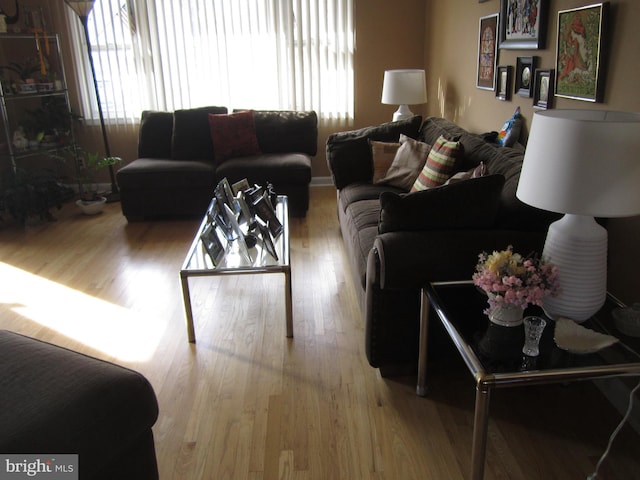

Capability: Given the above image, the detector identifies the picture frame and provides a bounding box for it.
[223,203,252,263]
[477,13,499,90]
[499,0,548,49]
[200,223,225,266]
[532,68,554,109]
[495,65,512,101]
[514,56,537,97]
[555,2,608,103]
[257,219,278,261]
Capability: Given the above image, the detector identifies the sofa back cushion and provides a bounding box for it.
[138,110,174,159]
[250,110,318,156]
[171,105,228,160]
[327,116,423,189]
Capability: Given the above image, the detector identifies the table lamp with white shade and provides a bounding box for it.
[381,69,427,122]
[516,110,640,322]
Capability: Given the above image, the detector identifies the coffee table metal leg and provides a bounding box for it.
[471,384,491,480]
[284,268,293,338]
[180,273,196,343]
[417,288,430,396]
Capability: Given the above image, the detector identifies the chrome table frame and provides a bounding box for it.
[417,280,640,480]
[180,195,292,342]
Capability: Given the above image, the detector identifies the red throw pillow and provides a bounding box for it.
[208,110,261,163]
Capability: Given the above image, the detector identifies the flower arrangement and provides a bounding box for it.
[472,245,560,311]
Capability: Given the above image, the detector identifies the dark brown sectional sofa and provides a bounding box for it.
[327,116,560,375]
[117,107,318,221]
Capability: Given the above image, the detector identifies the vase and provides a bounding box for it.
[486,296,524,327]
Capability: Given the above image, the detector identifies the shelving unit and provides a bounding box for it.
[0,33,76,176]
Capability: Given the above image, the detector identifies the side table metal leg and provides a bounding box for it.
[284,268,293,338]
[180,273,196,343]
[470,385,491,480]
[416,288,430,396]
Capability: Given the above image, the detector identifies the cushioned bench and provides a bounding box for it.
[0,330,159,480]
[117,107,317,220]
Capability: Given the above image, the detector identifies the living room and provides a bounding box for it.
[1,0,640,479]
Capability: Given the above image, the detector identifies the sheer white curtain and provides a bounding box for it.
[64,0,354,128]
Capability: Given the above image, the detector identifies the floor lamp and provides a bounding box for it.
[64,0,120,202]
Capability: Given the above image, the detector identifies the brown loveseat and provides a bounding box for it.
[327,116,560,375]
[117,107,318,221]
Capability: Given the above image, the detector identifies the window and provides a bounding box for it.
[65,0,354,127]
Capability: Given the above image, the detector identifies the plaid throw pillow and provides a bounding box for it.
[411,135,462,192]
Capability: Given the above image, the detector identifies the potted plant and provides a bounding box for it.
[74,150,122,215]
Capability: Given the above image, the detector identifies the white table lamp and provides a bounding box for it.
[381,69,427,122]
[516,110,640,322]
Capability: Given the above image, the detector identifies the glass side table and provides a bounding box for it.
[417,280,640,480]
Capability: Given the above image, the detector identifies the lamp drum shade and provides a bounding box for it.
[381,69,427,106]
[517,110,640,218]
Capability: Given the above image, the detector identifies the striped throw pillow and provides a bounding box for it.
[411,135,462,192]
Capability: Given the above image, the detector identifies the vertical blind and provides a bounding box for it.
[64,0,354,128]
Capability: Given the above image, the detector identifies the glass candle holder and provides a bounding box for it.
[522,316,547,357]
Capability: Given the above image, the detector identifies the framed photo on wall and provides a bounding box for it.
[515,56,537,97]
[477,13,499,90]
[499,0,548,49]
[495,66,512,101]
[533,69,554,109]
[555,2,609,102]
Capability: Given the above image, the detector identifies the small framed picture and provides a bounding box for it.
[495,65,512,101]
[200,223,224,265]
[515,56,537,97]
[477,13,499,91]
[257,219,278,261]
[533,69,554,110]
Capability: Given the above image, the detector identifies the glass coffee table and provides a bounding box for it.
[179,195,292,343]
[417,280,640,480]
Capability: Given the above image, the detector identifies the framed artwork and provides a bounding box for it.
[555,2,609,102]
[477,13,499,90]
[495,65,512,101]
[532,69,554,109]
[515,56,537,97]
[499,0,548,49]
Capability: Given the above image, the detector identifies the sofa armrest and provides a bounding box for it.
[372,229,547,290]
[326,116,422,189]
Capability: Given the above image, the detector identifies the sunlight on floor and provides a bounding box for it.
[0,262,165,362]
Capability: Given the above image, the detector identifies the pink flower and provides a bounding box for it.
[472,245,560,310]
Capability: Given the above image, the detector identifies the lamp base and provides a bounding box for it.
[541,214,607,322]
[392,105,415,122]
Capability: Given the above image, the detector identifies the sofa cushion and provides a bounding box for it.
[369,140,400,183]
[378,174,505,234]
[117,158,217,190]
[377,135,430,191]
[171,106,228,160]
[327,116,423,189]
[411,135,462,191]
[251,110,319,155]
[338,183,404,212]
[138,111,174,158]
[208,110,261,164]
[215,153,311,186]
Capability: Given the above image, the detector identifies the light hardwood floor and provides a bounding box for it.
[1,186,639,480]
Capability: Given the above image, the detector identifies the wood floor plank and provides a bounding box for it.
[1,187,639,479]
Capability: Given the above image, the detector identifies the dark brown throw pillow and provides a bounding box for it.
[378,174,505,234]
[208,110,262,164]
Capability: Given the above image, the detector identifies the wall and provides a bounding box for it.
[424,0,640,304]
